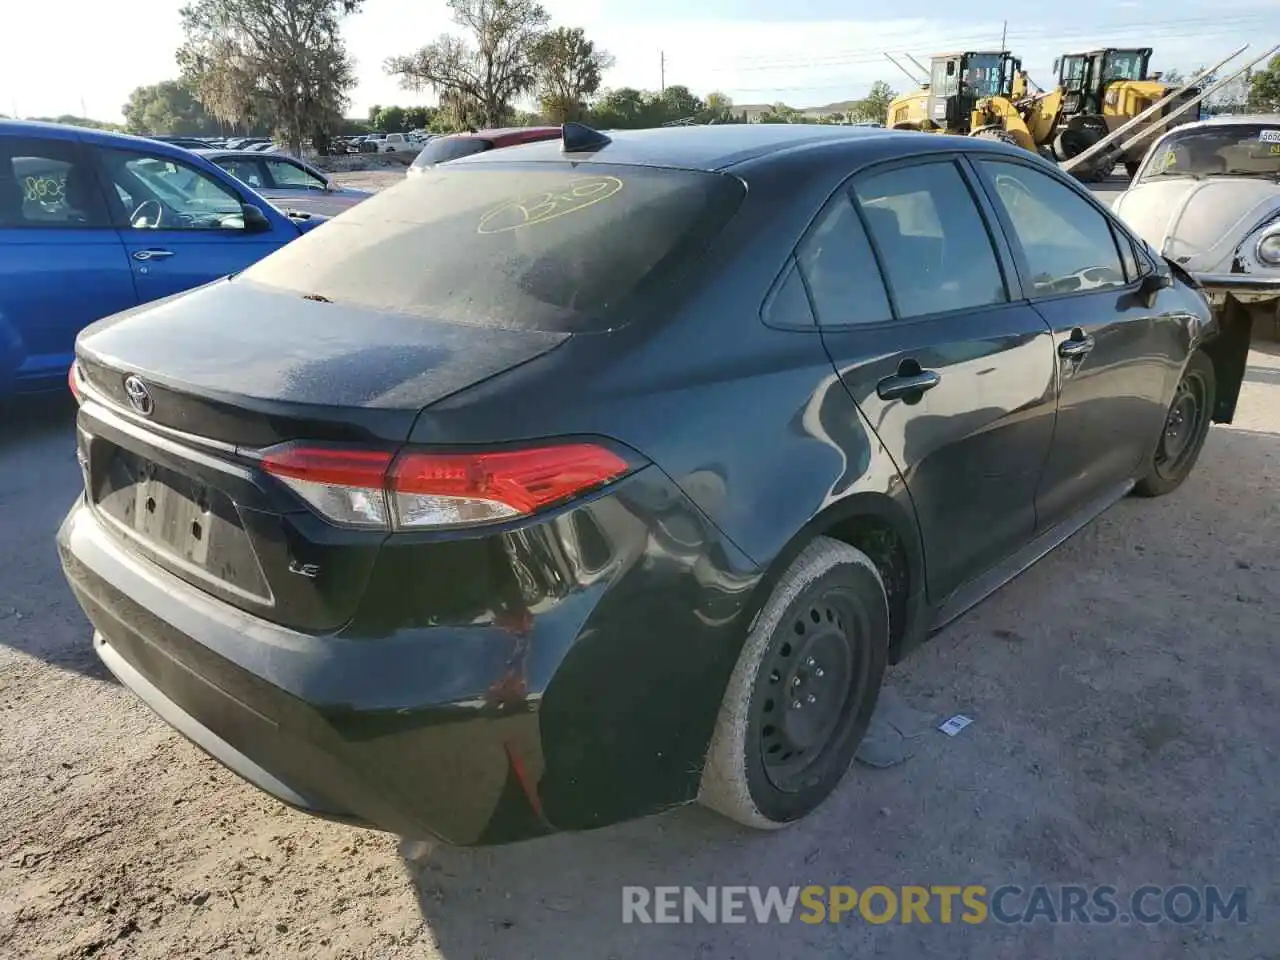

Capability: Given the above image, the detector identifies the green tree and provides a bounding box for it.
[386,0,548,129]
[367,103,382,126]
[530,26,613,123]
[758,102,801,123]
[699,90,735,123]
[375,105,408,131]
[1248,54,1280,112]
[587,86,647,127]
[856,80,897,124]
[122,80,222,135]
[658,84,703,122]
[177,0,362,156]
[404,106,434,129]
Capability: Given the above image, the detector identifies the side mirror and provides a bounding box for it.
[1139,269,1173,305]
[240,202,272,233]
[1052,57,1060,73]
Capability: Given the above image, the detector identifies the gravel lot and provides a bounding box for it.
[1,175,1278,958]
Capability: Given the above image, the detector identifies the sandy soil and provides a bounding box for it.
[2,277,1278,954]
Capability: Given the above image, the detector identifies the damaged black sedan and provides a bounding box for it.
[59,122,1250,845]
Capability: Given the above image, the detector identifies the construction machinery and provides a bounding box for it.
[1050,47,1204,176]
[885,51,1021,135]
[884,46,1210,179]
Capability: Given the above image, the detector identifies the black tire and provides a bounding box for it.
[1054,127,1095,160]
[699,537,889,829]
[973,128,1021,147]
[1134,351,1215,498]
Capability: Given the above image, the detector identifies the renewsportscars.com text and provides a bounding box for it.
[621,885,1249,925]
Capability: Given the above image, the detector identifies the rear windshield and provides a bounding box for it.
[410,137,491,168]
[238,162,747,332]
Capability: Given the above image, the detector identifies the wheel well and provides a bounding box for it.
[822,515,912,658]
[1202,297,1254,424]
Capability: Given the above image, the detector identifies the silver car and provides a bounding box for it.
[196,150,372,218]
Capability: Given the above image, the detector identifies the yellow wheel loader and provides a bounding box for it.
[885,47,1204,181]
[1050,47,1203,177]
[886,50,1021,135]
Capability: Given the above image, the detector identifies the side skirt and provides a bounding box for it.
[927,478,1135,636]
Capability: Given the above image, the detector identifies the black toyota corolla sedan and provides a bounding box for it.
[59,122,1251,846]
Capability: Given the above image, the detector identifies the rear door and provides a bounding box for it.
[0,134,135,391]
[807,155,1058,601]
[971,156,1170,529]
[89,144,293,304]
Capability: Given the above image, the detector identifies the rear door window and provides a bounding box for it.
[853,160,1008,319]
[795,195,893,326]
[410,137,491,168]
[0,138,109,228]
[238,163,747,332]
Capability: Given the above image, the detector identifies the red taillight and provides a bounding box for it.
[68,362,82,402]
[261,442,631,531]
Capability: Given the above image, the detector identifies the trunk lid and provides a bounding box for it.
[73,278,568,632]
[76,278,569,446]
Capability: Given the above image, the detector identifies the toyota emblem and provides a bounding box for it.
[123,375,154,416]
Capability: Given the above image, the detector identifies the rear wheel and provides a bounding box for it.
[1134,351,1215,497]
[699,537,889,829]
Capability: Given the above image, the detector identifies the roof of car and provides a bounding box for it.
[1191,113,1280,127]
[440,126,562,145]
[0,118,230,159]
[452,122,959,172]
[194,148,298,160]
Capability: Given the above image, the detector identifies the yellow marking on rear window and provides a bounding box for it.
[477,175,624,234]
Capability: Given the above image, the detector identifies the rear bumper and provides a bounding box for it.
[58,466,760,845]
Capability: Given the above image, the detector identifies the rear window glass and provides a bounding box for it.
[238,163,747,332]
[410,138,491,167]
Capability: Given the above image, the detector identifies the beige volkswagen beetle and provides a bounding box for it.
[1113,113,1280,332]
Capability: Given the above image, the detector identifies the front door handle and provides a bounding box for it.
[132,249,175,262]
[877,368,941,402]
[1058,330,1095,359]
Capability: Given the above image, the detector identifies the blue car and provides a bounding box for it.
[0,121,328,396]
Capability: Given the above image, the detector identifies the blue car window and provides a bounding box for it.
[97,148,247,231]
[0,139,109,228]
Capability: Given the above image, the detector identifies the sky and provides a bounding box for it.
[0,0,1275,123]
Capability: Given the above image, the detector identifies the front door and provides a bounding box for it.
[803,156,1058,601]
[971,156,1171,528]
[90,146,290,305]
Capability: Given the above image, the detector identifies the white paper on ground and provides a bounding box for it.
[938,714,973,737]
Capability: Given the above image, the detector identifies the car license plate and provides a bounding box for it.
[128,464,211,566]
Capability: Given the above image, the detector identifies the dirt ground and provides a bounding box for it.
[2,217,1279,954]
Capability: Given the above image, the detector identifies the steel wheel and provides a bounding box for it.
[1152,365,1208,482]
[1135,351,1216,498]
[699,537,889,829]
[757,592,869,794]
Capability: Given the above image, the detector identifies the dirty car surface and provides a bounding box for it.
[58,124,1249,846]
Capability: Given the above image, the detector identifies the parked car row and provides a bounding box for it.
[55,120,1253,848]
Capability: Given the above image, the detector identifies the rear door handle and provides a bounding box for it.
[1058,331,1095,359]
[877,369,941,401]
[132,249,175,262]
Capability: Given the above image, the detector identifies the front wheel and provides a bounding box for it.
[698,537,889,829]
[1134,351,1215,497]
